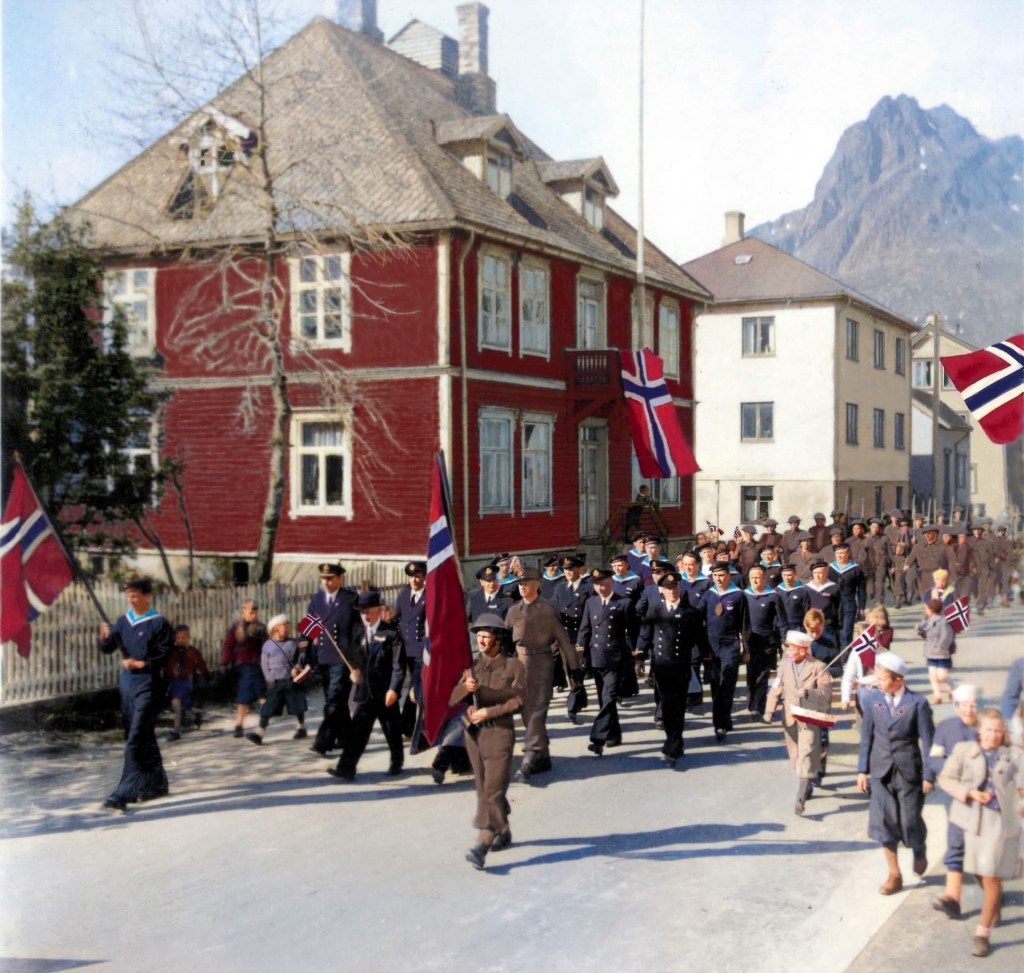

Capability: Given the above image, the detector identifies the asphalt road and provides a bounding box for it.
[1,603,1021,973]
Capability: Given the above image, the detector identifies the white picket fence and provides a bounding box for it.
[0,579,404,706]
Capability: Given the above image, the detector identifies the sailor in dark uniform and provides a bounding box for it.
[540,555,565,600]
[611,552,644,694]
[678,551,711,712]
[775,563,811,639]
[742,564,781,717]
[576,568,633,755]
[805,559,841,642]
[550,554,593,700]
[98,575,174,811]
[756,544,785,589]
[392,560,428,743]
[829,542,867,646]
[700,563,748,741]
[637,569,700,765]
[626,530,651,579]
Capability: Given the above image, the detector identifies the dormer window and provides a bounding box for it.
[486,151,513,200]
[168,110,257,220]
[583,187,605,230]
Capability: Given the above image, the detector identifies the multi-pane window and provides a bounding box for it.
[846,318,859,361]
[659,302,680,378]
[895,337,906,375]
[480,410,513,513]
[479,252,511,350]
[741,485,773,522]
[846,403,859,445]
[652,477,680,506]
[522,414,554,512]
[291,254,351,349]
[293,416,351,516]
[106,268,156,355]
[742,316,775,356]
[873,408,886,447]
[583,187,605,230]
[873,329,886,369]
[520,264,549,356]
[912,360,933,388]
[577,278,604,349]
[740,402,773,441]
[895,412,906,450]
[486,151,513,199]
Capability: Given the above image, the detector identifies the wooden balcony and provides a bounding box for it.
[566,347,622,426]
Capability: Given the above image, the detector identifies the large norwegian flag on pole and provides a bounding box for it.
[420,452,471,746]
[620,349,700,477]
[943,597,971,634]
[1,465,75,657]
[941,334,1024,445]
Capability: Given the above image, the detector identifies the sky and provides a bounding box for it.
[2,0,1022,263]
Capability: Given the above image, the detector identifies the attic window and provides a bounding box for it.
[486,150,513,200]
[168,114,256,220]
[583,187,605,230]
[734,254,752,265]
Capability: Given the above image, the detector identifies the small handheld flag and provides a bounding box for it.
[942,597,971,634]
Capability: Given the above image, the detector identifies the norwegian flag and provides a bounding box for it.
[620,349,700,478]
[421,453,471,746]
[0,466,74,657]
[705,520,721,537]
[732,525,742,540]
[297,612,325,642]
[941,334,1024,445]
[848,623,879,669]
[943,597,971,634]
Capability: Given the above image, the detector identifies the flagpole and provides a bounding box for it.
[9,455,111,626]
[635,0,647,351]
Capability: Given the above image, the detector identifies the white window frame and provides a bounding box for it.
[742,316,775,356]
[289,253,352,351]
[741,484,774,522]
[658,300,680,378]
[652,477,680,507]
[521,412,555,513]
[577,273,607,350]
[519,260,550,358]
[289,412,353,519]
[105,268,157,356]
[486,150,513,200]
[479,249,512,352]
[740,401,774,442]
[912,359,933,389]
[583,186,605,230]
[479,407,514,514]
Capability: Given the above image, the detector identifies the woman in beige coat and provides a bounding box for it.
[938,707,1023,958]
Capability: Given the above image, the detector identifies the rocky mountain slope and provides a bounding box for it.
[749,94,1022,347]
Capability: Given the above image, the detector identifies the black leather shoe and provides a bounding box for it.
[661,754,677,767]
[431,765,446,785]
[530,754,552,774]
[513,764,533,784]
[587,742,604,756]
[310,746,331,757]
[233,727,244,738]
[466,843,488,870]
[387,763,403,777]
[102,795,128,812]
[293,728,308,740]
[605,738,622,748]
[714,729,727,742]
[327,767,355,781]
[245,732,263,745]
[490,830,512,852]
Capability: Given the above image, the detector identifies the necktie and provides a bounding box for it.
[885,693,895,715]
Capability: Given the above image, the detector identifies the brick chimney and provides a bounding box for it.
[723,211,746,245]
[337,0,383,43]
[455,3,496,115]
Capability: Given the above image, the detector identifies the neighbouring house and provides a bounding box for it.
[68,2,709,585]
[909,389,972,517]
[910,321,1021,524]
[681,212,915,527]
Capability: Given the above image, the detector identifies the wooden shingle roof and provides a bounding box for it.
[70,17,707,300]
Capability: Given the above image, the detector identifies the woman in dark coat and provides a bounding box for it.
[99,575,174,811]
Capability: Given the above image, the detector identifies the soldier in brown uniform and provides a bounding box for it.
[969,524,996,614]
[807,513,829,552]
[846,519,874,579]
[452,614,527,870]
[758,518,783,552]
[904,526,953,603]
[827,509,847,538]
[791,533,818,582]
[735,524,759,576]
[992,524,1013,605]
[818,527,847,567]
[884,510,905,549]
[864,518,891,607]
[781,516,804,559]
[504,568,581,782]
[953,528,975,600]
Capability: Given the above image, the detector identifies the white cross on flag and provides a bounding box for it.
[941,334,1024,445]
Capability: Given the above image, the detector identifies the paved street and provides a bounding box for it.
[1,604,1021,973]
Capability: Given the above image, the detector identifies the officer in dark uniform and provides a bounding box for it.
[306,562,361,757]
[742,564,781,717]
[700,562,748,741]
[392,560,427,742]
[550,554,593,700]
[540,555,565,600]
[327,591,405,781]
[637,569,700,765]
[466,564,514,621]
[576,568,633,755]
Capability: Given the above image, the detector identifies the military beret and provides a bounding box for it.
[404,560,427,576]
[492,552,511,564]
[710,562,731,573]
[657,571,682,587]
[590,568,613,581]
[357,591,384,609]
[760,543,778,552]
[475,564,499,580]
[319,562,345,577]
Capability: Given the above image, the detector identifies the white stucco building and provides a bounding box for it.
[682,216,916,527]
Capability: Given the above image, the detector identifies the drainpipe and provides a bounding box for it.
[458,230,476,555]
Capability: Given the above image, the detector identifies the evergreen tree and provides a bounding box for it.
[2,197,174,566]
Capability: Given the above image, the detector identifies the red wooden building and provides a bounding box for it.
[70,4,709,583]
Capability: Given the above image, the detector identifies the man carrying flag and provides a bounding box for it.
[1,464,74,656]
